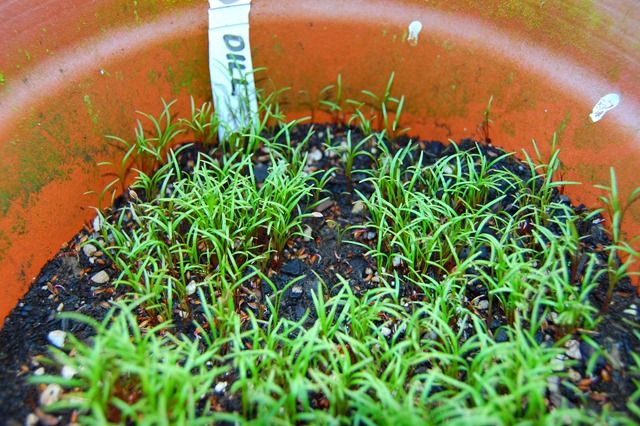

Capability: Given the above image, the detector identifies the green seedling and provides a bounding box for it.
[325,129,376,194]
[319,73,345,124]
[595,168,640,313]
[179,97,219,145]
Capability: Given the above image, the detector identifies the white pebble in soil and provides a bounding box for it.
[92,215,103,233]
[186,280,197,296]
[33,367,45,376]
[308,147,323,163]
[90,270,110,284]
[39,383,63,406]
[567,369,582,382]
[624,304,638,316]
[82,243,98,257]
[565,339,582,360]
[214,381,228,394]
[62,365,77,379]
[547,376,562,407]
[25,413,39,426]
[476,300,489,310]
[392,256,402,267]
[381,326,392,338]
[351,200,366,215]
[47,330,66,348]
[303,225,313,242]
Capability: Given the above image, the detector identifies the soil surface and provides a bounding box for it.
[1,124,639,425]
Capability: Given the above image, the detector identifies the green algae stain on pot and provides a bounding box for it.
[148,69,160,84]
[0,111,86,217]
[0,230,12,263]
[11,216,27,236]
[0,137,66,215]
[499,120,516,137]
[553,112,572,145]
[18,140,67,197]
[571,118,607,150]
[160,37,209,98]
[83,95,99,126]
[164,60,209,99]
[495,1,544,30]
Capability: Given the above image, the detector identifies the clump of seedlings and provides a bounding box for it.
[28,76,640,425]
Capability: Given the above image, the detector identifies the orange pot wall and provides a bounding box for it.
[0,0,638,325]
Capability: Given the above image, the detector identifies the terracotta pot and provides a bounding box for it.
[1,0,638,325]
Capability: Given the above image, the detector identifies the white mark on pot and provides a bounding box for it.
[407,20,423,46]
[590,93,620,123]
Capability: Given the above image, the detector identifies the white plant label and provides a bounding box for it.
[589,93,620,123]
[208,0,258,140]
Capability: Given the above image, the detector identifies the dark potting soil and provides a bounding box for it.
[1,124,639,425]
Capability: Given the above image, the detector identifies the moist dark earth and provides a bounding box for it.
[1,125,639,425]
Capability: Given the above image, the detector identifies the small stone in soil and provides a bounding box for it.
[308,148,323,163]
[61,365,77,379]
[565,340,582,360]
[294,304,307,320]
[81,243,97,257]
[90,270,110,284]
[608,341,624,370]
[290,286,304,298]
[314,199,333,212]
[547,376,562,407]
[351,200,366,215]
[214,381,228,394]
[282,259,305,276]
[303,225,313,242]
[624,304,637,316]
[476,300,489,310]
[25,413,39,426]
[39,384,63,406]
[567,369,582,382]
[381,326,392,338]
[47,330,66,348]
[92,215,102,232]
[186,280,197,296]
[495,328,508,343]
[33,367,45,376]
[348,257,368,278]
